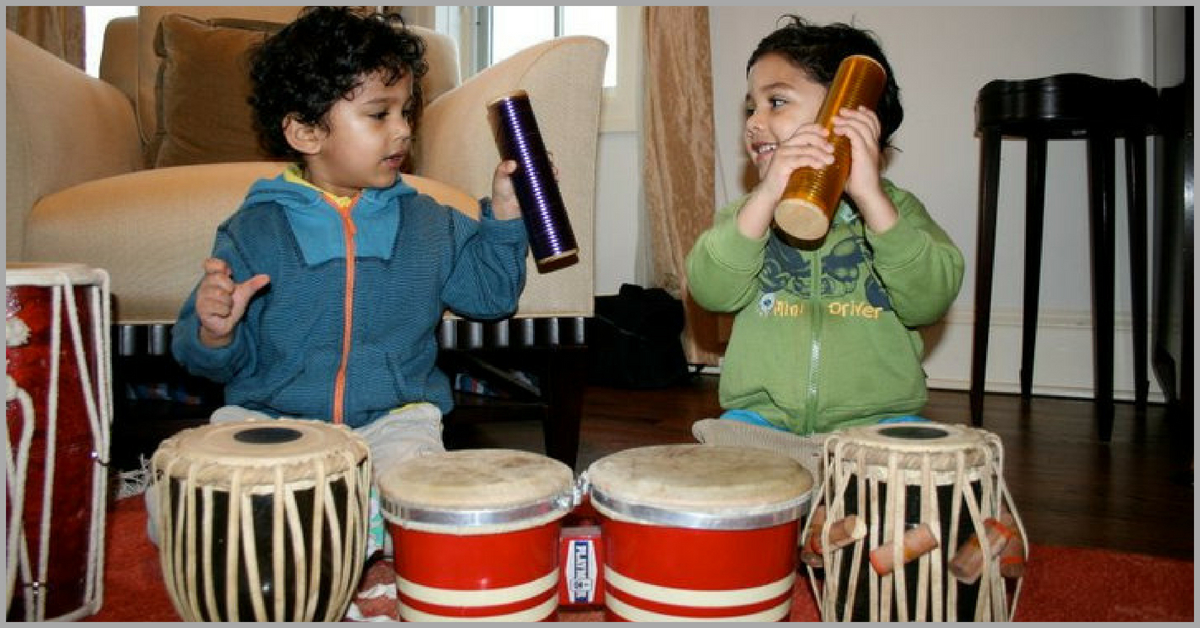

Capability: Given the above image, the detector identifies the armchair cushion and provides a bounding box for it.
[134,6,303,146]
[152,14,281,167]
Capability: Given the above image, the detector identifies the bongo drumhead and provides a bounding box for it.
[587,444,812,529]
[152,418,368,490]
[378,449,575,532]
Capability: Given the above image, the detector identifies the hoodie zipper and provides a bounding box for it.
[803,247,823,433]
[330,195,360,425]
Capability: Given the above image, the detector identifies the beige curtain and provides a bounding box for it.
[642,6,725,366]
[5,6,84,69]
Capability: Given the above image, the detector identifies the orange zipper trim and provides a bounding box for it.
[329,194,359,425]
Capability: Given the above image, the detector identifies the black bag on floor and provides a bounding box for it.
[586,283,690,388]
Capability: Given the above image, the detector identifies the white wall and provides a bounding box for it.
[593,6,1181,401]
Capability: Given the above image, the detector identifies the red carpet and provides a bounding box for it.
[84,496,1193,622]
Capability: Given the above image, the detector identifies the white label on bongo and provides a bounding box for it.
[565,538,599,604]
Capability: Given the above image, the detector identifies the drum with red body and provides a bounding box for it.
[379,448,575,622]
[6,263,112,621]
[586,444,812,622]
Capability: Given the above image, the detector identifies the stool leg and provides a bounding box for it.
[1087,134,1117,442]
[1124,132,1150,407]
[971,127,1002,426]
[1021,137,1048,399]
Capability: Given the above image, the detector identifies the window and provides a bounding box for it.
[84,5,136,77]
[461,5,639,133]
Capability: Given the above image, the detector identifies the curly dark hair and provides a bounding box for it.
[747,15,903,151]
[248,6,429,159]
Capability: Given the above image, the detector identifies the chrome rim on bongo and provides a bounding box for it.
[805,423,1028,622]
[585,444,812,622]
[378,448,575,622]
[150,418,371,622]
[6,263,112,622]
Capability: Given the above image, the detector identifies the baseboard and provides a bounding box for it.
[693,306,1167,404]
[925,307,1165,403]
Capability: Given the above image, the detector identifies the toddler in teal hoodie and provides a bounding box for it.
[160,8,528,554]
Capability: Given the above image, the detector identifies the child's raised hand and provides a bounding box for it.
[759,122,836,202]
[832,106,897,232]
[195,257,270,348]
[739,122,835,238]
[490,159,522,220]
[831,106,884,200]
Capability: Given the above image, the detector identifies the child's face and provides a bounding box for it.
[305,70,416,198]
[744,53,828,180]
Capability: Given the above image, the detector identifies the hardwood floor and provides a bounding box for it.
[445,374,1194,561]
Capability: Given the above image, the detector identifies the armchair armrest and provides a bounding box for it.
[417,36,608,319]
[6,29,142,260]
[25,163,480,326]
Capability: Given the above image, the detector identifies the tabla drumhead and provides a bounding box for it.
[828,423,992,482]
[152,418,368,490]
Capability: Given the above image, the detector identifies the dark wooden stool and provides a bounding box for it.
[970,73,1158,441]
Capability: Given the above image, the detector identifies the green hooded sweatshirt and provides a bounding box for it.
[686,180,964,435]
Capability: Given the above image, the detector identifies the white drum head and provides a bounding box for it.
[831,423,991,464]
[378,449,575,532]
[587,444,812,529]
[152,418,369,489]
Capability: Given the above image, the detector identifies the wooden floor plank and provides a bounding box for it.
[446,375,1194,560]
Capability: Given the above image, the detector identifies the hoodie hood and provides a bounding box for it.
[243,173,420,265]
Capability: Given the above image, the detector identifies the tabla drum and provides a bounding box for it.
[378,448,575,622]
[805,423,1028,621]
[6,263,112,621]
[586,444,812,622]
[150,418,371,621]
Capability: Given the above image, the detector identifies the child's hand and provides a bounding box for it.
[490,159,522,220]
[739,122,835,238]
[758,122,836,202]
[195,257,270,348]
[832,106,897,232]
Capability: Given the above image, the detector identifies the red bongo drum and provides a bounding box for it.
[6,263,112,621]
[586,444,813,622]
[379,449,575,622]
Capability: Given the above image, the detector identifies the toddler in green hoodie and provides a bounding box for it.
[688,16,964,473]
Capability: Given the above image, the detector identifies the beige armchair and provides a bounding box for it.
[6,7,607,468]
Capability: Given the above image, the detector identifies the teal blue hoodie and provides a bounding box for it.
[171,174,528,428]
[686,180,964,434]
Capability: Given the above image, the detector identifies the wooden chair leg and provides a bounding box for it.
[1020,136,1048,399]
[540,345,587,470]
[1125,132,1150,407]
[970,128,1002,426]
[1087,135,1117,442]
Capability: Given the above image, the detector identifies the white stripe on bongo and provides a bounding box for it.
[396,587,559,622]
[606,592,792,622]
[605,567,795,608]
[396,569,558,607]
